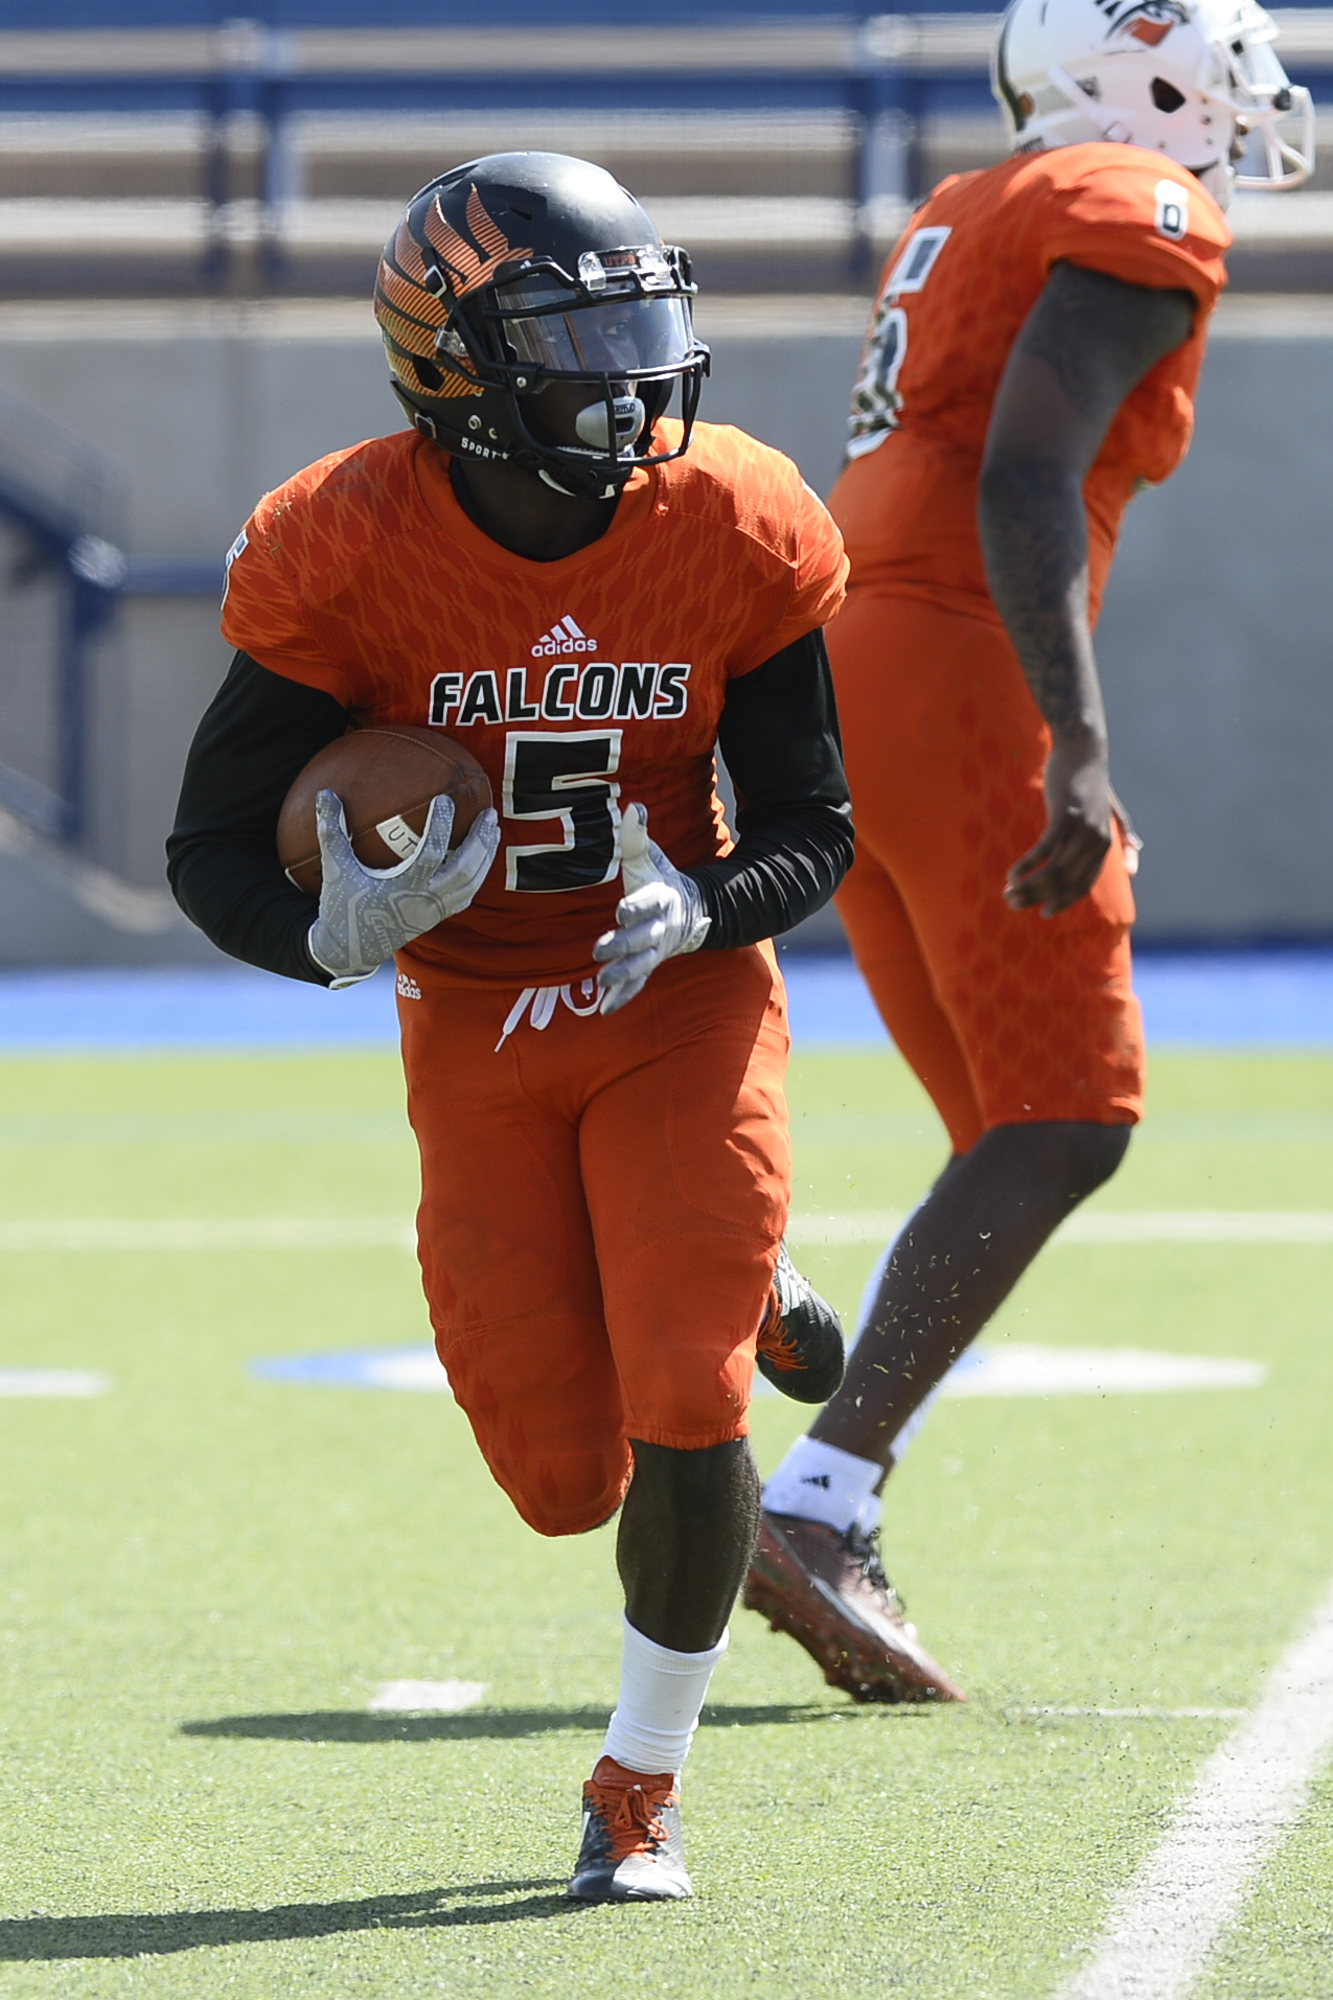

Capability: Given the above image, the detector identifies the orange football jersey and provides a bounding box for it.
[830,143,1230,617]
[221,419,847,986]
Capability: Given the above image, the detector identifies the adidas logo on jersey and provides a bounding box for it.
[532,614,597,657]
[396,972,422,1000]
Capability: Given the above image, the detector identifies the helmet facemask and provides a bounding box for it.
[466,246,708,498]
[1198,19,1314,190]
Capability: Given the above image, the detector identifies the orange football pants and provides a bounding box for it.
[829,586,1144,1155]
[396,944,790,1537]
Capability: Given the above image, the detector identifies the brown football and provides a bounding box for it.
[278,724,492,896]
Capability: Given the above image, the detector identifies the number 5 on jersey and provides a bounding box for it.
[503,730,623,892]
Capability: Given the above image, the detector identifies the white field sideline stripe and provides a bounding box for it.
[3,1211,1333,1252]
[787,1211,1333,1246]
[0,1218,416,1251]
[1058,1576,1333,2000]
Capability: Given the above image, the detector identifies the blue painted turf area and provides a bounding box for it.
[2,948,1333,1047]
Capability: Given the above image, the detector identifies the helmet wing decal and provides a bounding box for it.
[466,184,513,265]
[378,261,447,330]
[422,188,532,300]
[389,216,427,285]
[1103,1,1188,46]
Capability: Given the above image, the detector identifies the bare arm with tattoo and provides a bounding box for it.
[978,260,1193,917]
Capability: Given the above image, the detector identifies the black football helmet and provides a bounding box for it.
[374,151,710,500]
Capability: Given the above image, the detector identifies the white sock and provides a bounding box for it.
[601,1616,728,1779]
[761,1434,881,1534]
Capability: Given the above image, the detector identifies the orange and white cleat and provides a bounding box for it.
[566,1756,693,1902]
[744,1511,965,1705]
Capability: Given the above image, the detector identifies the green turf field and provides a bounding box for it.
[2,1044,1332,1998]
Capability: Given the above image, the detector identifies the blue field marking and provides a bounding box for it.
[252,1342,1264,1399]
[782,949,1333,1048]
[0,962,400,1048]
[252,1347,450,1390]
[5,948,1333,1049]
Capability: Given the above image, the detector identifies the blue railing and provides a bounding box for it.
[0,390,221,846]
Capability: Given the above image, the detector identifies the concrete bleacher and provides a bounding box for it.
[1,10,1332,294]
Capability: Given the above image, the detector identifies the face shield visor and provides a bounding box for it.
[499,288,697,379]
[1200,11,1314,187]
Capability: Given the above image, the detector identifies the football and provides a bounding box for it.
[278,724,492,896]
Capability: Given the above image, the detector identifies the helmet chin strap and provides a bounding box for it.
[537,466,621,501]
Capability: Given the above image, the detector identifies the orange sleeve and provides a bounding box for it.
[219,496,358,707]
[731,466,849,676]
[1042,154,1230,311]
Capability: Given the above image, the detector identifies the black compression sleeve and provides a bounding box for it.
[689,627,854,952]
[169,635,851,979]
[166,652,348,984]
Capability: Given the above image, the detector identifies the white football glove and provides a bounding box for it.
[592,801,711,1016]
[306,788,499,988]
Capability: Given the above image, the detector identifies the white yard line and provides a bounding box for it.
[4,1210,1333,1253]
[368,1679,487,1715]
[0,1368,108,1396]
[1021,1707,1246,1721]
[1057,1577,1333,2000]
[787,1211,1333,1246]
[0,1218,415,1251]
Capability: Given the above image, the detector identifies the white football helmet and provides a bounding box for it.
[993,0,1314,205]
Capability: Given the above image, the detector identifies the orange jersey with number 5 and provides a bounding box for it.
[830,143,1229,617]
[220,419,846,987]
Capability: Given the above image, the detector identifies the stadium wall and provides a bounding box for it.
[0,294,1327,957]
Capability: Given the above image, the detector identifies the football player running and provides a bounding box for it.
[168,153,854,1901]
[746,0,1311,1701]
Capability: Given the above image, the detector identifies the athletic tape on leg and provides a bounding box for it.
[602,1617,728,1779]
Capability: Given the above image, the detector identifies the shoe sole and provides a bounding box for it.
[566,1881,693,1902]
[754,1346,845,1404]
[743,1533,966,1705]
[755,1285,846,1404]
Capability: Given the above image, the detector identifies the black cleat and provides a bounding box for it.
[566,1757,693,1903]
[755,1242,847,1404]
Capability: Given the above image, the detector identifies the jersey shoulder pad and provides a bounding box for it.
[666,419,807,521]
[247,433,419,580]
[1015,142,1229,301]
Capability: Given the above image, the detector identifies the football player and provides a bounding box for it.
[167,153,854,1901]
[746,0,1311,1701]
